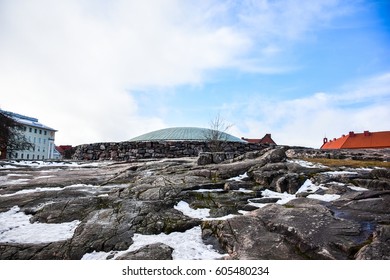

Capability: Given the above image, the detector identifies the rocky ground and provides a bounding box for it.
[0,146,389,260]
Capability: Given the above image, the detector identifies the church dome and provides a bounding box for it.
[129,127,246,142]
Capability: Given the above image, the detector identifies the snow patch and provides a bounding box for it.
[192,188,224,193]
[261,189,296,205]
[227,172,249,182]
[0,184,98,197]
[307,194,341,202]
[297,179,325,193]
[174,201,210,219]
[323,171,358,175]
[348,186,369,191]
[82,226,227,260]
[0,206,80,244]
[288,159,327,168]
[233,188,254,193]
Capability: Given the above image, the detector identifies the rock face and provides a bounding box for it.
[0,147,389,260]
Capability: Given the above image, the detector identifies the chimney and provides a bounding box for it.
[349,131,355,137]
[364,130,370,136]
[323,137,328,144]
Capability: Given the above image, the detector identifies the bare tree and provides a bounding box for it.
[0,112,34,158]
[204,113,233,152]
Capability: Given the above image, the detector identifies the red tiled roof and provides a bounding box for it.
[321,131,390,149]
[242,134,276,145]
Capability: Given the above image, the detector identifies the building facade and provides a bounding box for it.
[0,110,57,160]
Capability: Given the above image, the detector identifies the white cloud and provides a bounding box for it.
[0,0,250,145]
[0,0,366,146]
[232,73,390,148]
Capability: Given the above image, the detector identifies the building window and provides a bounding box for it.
[29,127,32,132]
[34,128,37,133]
[44,131,47,135]
[37,155,40,160]
[38,138,41,143]
[39,129,42,134]
[43,139,46,144]
[42,156,44,160]
[15,152,18,158]
[27,154,30,159]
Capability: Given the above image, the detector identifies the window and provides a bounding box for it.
[29,127,32,132]
[21,153,24,159]
[15,152,18,158]
[39,129,42,134]
[34,128,37,133]
[27,154,30,159]
[44,131,47,135]
[38,138,41,143]
[37,155,40,160]
[43,139,46,144]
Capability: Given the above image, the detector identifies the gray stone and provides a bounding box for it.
[115,243,173,260]
[197,152,213,165]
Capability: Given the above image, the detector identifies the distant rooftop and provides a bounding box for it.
[0,109,56,131]
[129,127,246,142]
[321,130,390,149]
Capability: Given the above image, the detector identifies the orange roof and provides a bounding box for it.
[321,131,390,149]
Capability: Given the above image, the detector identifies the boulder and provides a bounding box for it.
[202,201,373,260]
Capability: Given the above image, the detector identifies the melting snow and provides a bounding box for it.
[307,194,341,202]
[0,206,80,243]
[227,172,249,181]
[261,189,296,204]
[323,171,359,175]
[287,159,327,168]
[82,226,227,260]
[348,186,369,191]
[0,184,97,197]
[233,188,254,193]
[297,179,327,194]
[192,188,224,193]
[174,201,210,219]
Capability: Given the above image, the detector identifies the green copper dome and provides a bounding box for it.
[129,127,246,142]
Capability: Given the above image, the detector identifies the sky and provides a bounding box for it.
[0,0,389,148]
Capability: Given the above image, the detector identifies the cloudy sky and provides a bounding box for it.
[1,0,389,148]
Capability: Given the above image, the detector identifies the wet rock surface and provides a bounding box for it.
[0,147,389,259]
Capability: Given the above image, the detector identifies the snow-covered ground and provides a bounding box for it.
[0,163,374,260]
[0,160,111,169]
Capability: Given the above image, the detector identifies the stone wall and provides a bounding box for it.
[72,141,271,161]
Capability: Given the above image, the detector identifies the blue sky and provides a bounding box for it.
[1,0,389,147]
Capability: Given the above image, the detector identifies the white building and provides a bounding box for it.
[1,110,58,160]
